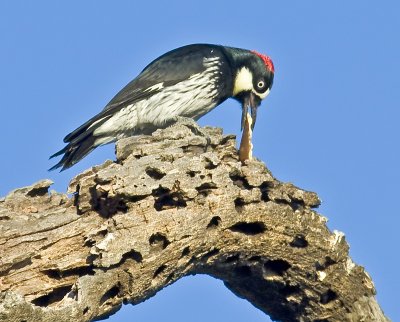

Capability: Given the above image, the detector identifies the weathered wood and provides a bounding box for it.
[0,124,389,322]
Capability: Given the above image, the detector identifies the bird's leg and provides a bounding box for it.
[171,116,212,148]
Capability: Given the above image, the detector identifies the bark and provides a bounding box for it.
[0,124,389,322]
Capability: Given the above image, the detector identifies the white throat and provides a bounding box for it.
[233,67,253,96]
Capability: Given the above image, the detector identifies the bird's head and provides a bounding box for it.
[230,49,274,130]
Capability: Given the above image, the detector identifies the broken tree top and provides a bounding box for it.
[0,124,389,322]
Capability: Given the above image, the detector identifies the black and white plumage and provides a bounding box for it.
[50,44,274,171]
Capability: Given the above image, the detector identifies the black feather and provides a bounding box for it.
[49,135,99,171]
[49,114,114,171]
[50,44,236,170]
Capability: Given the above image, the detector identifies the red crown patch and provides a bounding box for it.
[251,51,274,73]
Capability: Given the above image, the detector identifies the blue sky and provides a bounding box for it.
[1,1,399,321]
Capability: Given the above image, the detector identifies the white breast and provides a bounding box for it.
[94,57,222,138]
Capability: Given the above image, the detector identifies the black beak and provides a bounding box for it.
[241,92,261,131]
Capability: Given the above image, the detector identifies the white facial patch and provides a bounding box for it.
[255,87,270,100]
[233,67,253,96]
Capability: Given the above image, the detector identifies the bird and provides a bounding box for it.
[50,43,274,171]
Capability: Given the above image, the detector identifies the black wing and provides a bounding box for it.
[63,44,226,143]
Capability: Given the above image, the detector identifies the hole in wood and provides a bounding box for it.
[181,246,190,257]
[204,160,218,170]
[153,264,167,278]
[31,285,73,307]
[89,188,129,217]
[316,256,336,271]
[234,197,245,211]
[149,233,170,250]
[229,172,252,189]
[145,166,166,180]
[166,272,174,284]
[264,259,292,276]
[27,186,49,197]
[259,181,271,202]
[320,289,338,304]
[120,249,143,264]
[290,235,309,248]
[153,187,187,211]
[100,285,120,305]
[229,221,266,235]
[207,216,221,229]
[42,266,95,280]
[196,182,217,197]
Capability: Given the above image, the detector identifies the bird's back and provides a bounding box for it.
[50,44,235,171]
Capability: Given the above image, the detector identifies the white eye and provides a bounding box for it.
[257,80,265,89]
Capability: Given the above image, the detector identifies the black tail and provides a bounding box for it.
[49,135,100,171]
[49,114,114,171]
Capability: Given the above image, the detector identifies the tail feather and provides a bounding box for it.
[49,135,98,171]
[49,145,68,159]
[50,111,116,171]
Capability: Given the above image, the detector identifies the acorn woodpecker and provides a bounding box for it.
[50,43,274,171]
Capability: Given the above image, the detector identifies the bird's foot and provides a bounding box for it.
[172,116,211,148]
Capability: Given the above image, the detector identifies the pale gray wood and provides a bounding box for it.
[0,124,389,322]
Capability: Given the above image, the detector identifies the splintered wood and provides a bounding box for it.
[0,123,387,322]
[239,112,253,163]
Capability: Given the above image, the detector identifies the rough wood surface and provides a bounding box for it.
[0,124,389,322]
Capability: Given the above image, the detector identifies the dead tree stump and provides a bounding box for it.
[0,124,389,322]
